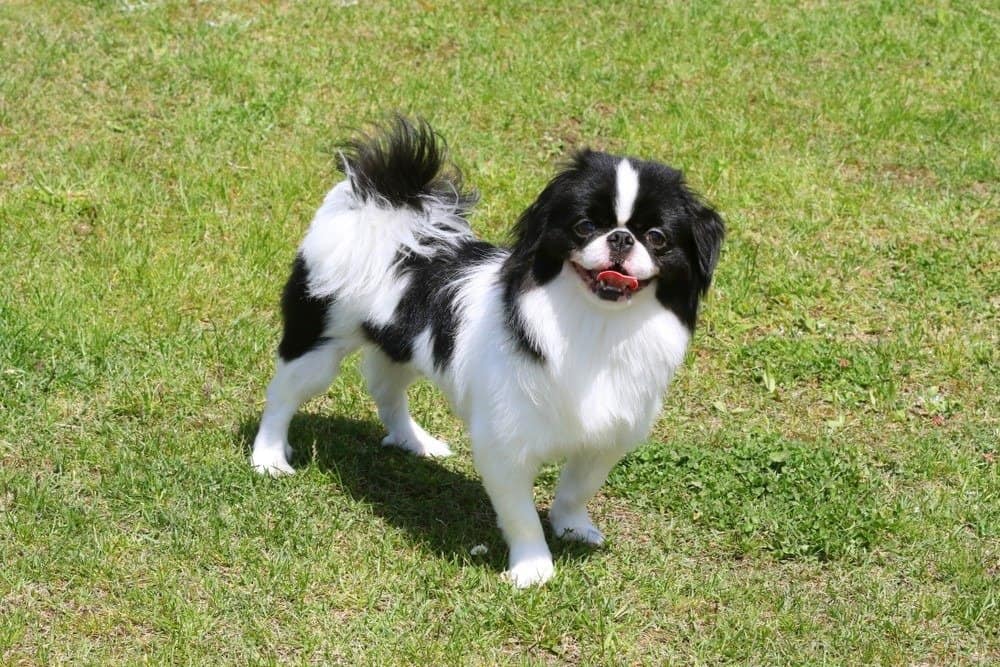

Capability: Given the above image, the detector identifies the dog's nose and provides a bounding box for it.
[607,230,634,253]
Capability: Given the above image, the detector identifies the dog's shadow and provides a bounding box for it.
[238,413,597,572]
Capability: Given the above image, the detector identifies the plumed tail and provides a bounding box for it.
[340,115,478,215]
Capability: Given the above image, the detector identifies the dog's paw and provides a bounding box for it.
[381,432,453,458]
[505,555,555,588]
[549,509,605,546]
[251,448,295,477]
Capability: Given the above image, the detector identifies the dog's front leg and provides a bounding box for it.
[473,446,552,588]
[549,448,625,545]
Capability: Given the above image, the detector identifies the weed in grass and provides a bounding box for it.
[609,431,901,561]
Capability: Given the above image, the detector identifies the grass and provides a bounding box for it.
[1,0,997,663]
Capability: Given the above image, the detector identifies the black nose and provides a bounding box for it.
[607,230,634,253]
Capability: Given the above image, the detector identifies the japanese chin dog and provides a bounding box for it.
[251,116,724,587]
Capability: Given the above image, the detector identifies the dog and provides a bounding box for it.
[251,117,724,587]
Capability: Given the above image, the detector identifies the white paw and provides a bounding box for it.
[381,432,453,458]
[505,555,555,588]
[251,448,295,477]
[549,510,605,546]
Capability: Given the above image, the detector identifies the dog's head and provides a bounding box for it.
[506,149,725,329]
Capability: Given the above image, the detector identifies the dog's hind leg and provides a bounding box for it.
[251,340,349,476]
[362,349,453,458]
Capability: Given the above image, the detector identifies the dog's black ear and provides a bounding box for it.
[510,148,594,248]
[508,160,585,285]
[691,202,725,291]
[510,190,551,253]
[511,190,564,284]
[510,152,589,246]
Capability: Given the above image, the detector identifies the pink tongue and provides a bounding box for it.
[596,270,639,291]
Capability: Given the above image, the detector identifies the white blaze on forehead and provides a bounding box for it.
[614,159,640,225]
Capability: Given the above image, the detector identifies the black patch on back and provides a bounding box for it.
[361,320,412,363]
[362,240,503,370]
[278,255,335,361]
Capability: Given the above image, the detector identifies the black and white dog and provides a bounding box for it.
[252,117,724,587]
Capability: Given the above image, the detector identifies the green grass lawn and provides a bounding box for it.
[2,0,997,663]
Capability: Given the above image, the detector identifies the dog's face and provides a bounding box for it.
[508,150,725,327]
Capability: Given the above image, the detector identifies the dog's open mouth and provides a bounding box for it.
[571,262,652,302]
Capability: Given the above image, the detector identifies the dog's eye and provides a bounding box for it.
[573,220,597,238]
[645,229,668,249]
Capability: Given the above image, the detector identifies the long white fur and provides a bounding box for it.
[252,177,690,588]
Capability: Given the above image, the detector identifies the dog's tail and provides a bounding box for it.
[340,115,478,218]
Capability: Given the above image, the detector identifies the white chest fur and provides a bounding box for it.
[440,265,690,462]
